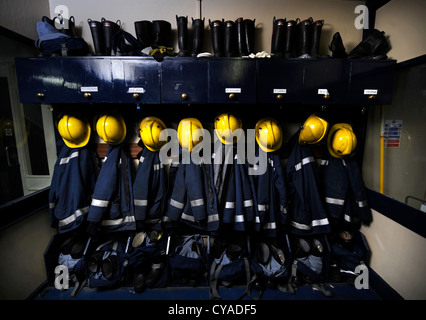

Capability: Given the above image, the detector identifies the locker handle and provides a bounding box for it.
[181,93,188,100]
[133,93,140,100]
[84,92,92,99]
[229,93,236,100]
[276,94,284,100]
[36,92,45,99]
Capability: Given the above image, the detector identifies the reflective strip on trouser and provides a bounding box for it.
[290,217,329,231]
[58,206,89,227]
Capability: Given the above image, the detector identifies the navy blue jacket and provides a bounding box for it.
[285,132,330,235]
[49,141,97,233]
[322,156,372,227]
[87,144,135,232]
[166,153,220,232]
[249,146,289,237]
[133,146,167,224]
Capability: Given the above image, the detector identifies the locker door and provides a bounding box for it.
[15,58,64,103]
[111,58,160,104]
[303,59,348,104]
[208,59,256,104]
[348,60,396,105]
[257,59,304,104]
[62,57,113,103]
[161,58,208,104]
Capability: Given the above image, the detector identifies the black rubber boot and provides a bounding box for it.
[152,20,172,48]
[88,18,105,55]
[235,17,247,56]
[134,20,154,49]
[224,20,237,57]
[284,19,298,58]
[297,17,313,57]
[310,19,324,58]
[102,18,121,56]
[271,17,286,57]
[191,18,204,57]
[244,19,256,55]
[176,15,190,57]
[209,19,224,57]
[329,32,347,58]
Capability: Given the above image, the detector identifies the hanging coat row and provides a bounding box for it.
[49,112,372,243]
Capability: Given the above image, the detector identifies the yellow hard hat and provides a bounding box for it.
[58,114,91,148]
[96,114,126,145]
[327,123,357,158]
[177,118,204,151]
[139,116,167,152]
[299,114,329,145]
[214,113,243,145]
[255,117,283,153]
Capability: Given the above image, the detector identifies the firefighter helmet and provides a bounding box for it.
[139,116,167,152]
[177,117,204,151]
[255,117,283,152]
[214,113,243,145]
[327,123,357,158]
[58,114,91,148]
[299,114,329,145]
[96,114,127,145]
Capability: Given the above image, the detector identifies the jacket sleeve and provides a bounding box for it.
[166,164,187,221]
[48,156,61,226]
[272,153,289,226]
[87,145,120,224]
[133,148,154,222]
[345,158,372,225]
[186,161,207,222]
[324,157,349,220]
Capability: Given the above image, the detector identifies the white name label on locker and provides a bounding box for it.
[364,89,378,95]
[273,89,287,94]
[81,86,98,92]
[225,88,241,93]
[127,87,146,93]
[318,89,329,95]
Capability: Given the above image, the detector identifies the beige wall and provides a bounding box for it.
[48,0,365,57]
[361,210,426,300]
[0,0,50,40]
[375,0,426,62]
[0,208,56,300]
